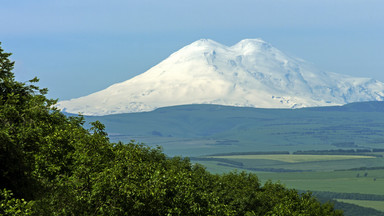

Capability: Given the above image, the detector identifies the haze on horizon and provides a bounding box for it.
[1,0,383,101]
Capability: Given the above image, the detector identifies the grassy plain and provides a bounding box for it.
[335,199,384,212]
[196,154,384,194]
[194,153,384,213]
[256,170,384,195]
[196,152,384,192]
[209,154,376,163]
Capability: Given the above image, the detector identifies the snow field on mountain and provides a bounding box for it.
[57,39,384,116]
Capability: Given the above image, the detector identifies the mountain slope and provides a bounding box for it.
[57,39,384,115]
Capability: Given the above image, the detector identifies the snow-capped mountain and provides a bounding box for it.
[57,39,384,116]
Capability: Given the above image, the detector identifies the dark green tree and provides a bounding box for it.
[0,42,52,199]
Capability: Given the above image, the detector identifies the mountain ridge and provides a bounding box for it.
[57,39,384,115]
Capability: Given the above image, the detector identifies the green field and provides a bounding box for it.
[192,152,384,213]
[336,199,384,212]
[256,170,384,195]
[209,154,376,163]
[195,152,384,193]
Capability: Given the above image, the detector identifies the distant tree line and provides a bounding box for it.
[293,149,383,157]
[207,148,383,157]
[336,166,384,171]
[190,158,311,172]
[244,167,310,173]
[208,151,290,157]
[211,162,310,173]
[189,157,244,167]
[373,148,384,152]
[308,191,384,201]
[309,191,384,216]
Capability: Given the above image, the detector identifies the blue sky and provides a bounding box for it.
[1,0,384,100]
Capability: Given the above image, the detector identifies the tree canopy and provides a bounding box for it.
[0,42,343,215]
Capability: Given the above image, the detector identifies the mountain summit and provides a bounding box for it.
[57,39,384,116]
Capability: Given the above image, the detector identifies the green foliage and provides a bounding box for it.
[259,184,343,216]
[0,42,57,199]
[0,189,34,215]
[0,42,343,215]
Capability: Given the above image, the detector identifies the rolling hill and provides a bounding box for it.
[82,101,384,156]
